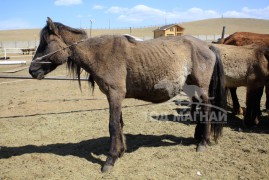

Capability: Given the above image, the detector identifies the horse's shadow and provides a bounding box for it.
[0,134,196,166]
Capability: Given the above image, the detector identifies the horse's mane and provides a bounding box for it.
[44,22,87,36]
[67,57,95,93]
[58,25,94,92]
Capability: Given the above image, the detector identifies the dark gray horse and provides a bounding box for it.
[29,18,227,172]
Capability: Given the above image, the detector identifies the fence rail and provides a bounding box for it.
[0,47,36,60]
[0,34,230,57]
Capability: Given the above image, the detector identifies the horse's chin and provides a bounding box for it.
[36,72,45,80]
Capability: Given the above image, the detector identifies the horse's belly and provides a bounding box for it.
[126,79,184,103]
[225,75,247,88]
[126,88,175,103]
[134,90,173,103]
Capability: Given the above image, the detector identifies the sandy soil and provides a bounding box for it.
[0,57,269,179]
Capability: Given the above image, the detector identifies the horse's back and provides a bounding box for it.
[124,35,215,103]
[124,36,193,102]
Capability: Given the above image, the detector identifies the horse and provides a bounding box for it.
[212,43,269,128]
[222,32,269,47]
[218,32,269,115]
[29,17,227,172]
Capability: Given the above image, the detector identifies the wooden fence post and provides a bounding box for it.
[221,26,226,39]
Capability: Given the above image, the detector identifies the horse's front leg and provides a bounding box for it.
[102,89,126,173]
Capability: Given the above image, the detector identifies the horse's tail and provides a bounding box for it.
[208,45,227,142]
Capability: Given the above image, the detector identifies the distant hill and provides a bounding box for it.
[0,18,269,41]
[181,18,269,35]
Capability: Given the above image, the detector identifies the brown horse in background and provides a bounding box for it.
[213,43,269,128]
[29,18,227,172]
[221,32,269,115]
[223,32,269,47]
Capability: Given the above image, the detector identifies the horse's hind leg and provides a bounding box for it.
[195,93,211,152]
[265,85,269,111]
[192,97,203,140]
[230,88,243,115]
[102,90,126,173]
[244,86,263,128]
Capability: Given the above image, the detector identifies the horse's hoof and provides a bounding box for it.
[101,164,113,173]
[196,144,206,152]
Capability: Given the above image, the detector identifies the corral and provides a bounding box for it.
[0,49,269,180]
[1,18,269,179]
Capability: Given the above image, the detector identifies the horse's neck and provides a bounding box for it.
[70,36,122,74]
[69,39,98,72]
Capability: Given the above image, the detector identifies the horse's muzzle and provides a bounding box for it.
[29,70,45,80]
[36,72,45,80]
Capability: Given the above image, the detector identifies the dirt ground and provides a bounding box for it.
[0,57,269,179]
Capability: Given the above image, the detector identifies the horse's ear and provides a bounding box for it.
[46,17,57,34]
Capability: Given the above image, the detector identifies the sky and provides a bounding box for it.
[1,0,269,30]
